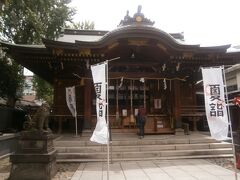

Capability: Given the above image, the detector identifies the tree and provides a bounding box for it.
[0,52,24,106]
[32,75,53,105]
[66,20,95,30]
[1,0,76,44]
[0,0,75,106]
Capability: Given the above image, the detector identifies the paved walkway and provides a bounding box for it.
[1,157,239,179]
[69,159,240,180]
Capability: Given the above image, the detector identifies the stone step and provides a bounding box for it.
[57,148,233,160]
[55,142,232,153]
[56,154,233,163]
[54,137,219,147]
[55,133,233,162]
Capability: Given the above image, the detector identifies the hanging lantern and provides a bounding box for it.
[80,78,85,86]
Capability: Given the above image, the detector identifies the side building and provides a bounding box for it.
[22,75,36,102]
[225,64,240,131]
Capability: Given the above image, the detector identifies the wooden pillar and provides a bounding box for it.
[53,79,58,111]
[191,83,197,105]
[53,79,61,134]
[173,80,181,128]
[57,116,63,134]
[84,79,92,128]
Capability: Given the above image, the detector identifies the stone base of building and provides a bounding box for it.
[175,128,185,135]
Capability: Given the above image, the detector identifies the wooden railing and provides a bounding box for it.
[180,105,206,117]
[180,105,206,131]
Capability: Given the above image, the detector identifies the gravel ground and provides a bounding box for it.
[52,163,79,180]
[206,157,240,172]
[0,157,10,180]
[0,157,239,179]
[0,157,80,180]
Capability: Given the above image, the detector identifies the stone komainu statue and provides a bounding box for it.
[23,103,51,131]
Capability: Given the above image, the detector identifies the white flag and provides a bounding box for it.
[201,67,229,140]
[66,86,76,117]
[91,63,108,144]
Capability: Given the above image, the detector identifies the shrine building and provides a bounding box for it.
[2,7,240,134]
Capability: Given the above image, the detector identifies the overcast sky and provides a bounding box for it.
[69,0,240,47]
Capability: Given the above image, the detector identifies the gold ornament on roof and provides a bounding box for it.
[118,5,154,27]
[136,16,142,22]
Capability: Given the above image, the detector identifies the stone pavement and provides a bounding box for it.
[0,157,240,179]
[69,159,240,180]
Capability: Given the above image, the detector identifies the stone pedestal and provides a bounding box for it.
[9,130,57,180]
[175,128,185,136]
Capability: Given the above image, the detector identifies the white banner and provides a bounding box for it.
[91,63,108,144]
[201,67,229,140]
[66,86,76,117]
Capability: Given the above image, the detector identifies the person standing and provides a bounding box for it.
[137,106,147,139]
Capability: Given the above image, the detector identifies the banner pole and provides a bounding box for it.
[74,86,78,137]
[222,66,238,180]
[143,80,146,108]
[75,86,78,137]
[75,113,78,136]
[106,61,110,180]
[106,57,120,165]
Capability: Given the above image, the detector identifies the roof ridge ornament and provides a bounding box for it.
[118,5,155,27]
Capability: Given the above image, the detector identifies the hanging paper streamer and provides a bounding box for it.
[119,77,124,89]
[140,77,144,83]
[162,64,166,71]
[163,78,167,90]
[176,62,180,71]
